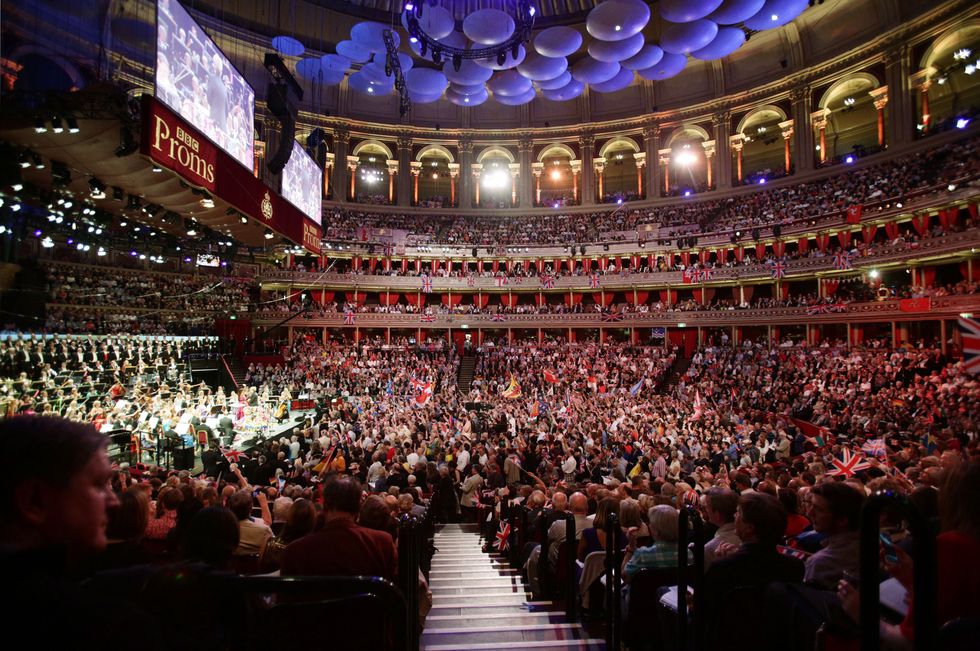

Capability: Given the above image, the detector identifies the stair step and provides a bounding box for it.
[431,590,534,601]
[425,612,569,627]
[430,584,529,595]
[429,577,526,586]
[428,601,557,614]
[421,627,601,648]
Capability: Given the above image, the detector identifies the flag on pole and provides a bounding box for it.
[494,521,511,552]
[692,390,703,421]
[543,369,559,384]
[958,315,980,375]
[827,448,873,478]
[861,438,887,460]
[629,376,645,397]
[502,375,522,399]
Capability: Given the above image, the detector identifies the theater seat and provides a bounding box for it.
[624,567,676,650]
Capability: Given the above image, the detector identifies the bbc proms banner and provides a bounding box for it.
[141,95,321,254]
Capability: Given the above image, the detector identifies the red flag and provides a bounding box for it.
[846,204,863,224]
[543,369,559,384]
[898,298,931,313]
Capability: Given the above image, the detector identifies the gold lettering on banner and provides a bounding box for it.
[303,222,320,251]
[152,112,215,185]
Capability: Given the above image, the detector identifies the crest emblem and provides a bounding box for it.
[261,191,273,220]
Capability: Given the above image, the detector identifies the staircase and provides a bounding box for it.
[456,356,476,393]
[223,355,248,388]
[662,356,693,391]
[423,523,603,651]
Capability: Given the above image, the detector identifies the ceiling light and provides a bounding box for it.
[34,118,47,134]
[51,117,64,134]
[151,165,163,173]
[11,203,22,212]
[770,14,779,21]
[966,64,977,75]
[33,154,43,170]
[845,155,854,164]
[953,48,972,61]
[240,215,249,224]
[200,197,215,209]
[41,236,54,248]
[550,170,561,181]
[614,24,622,31]
[869,269,879,279]
[264,229,274,239]
[673,150,697,166]
[18,153,30,169]
[843,97,855,106]
[65,116,79,133]
[956,118,970,129]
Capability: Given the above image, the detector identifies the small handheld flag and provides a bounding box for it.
[494,521,511,552]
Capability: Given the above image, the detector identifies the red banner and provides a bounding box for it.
[141,96,321,254]
[898,298,931,313]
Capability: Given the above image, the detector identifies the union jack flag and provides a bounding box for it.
[494,521,511,552]
[806,304,832,316]
[420,314,436,323]
[421,275,433,293]
[827,447,873,478]
[696,268,713,282]
[588,274,601,289]
[466,275,475,287]
[601,312,624,322]
[494,275,508,287]
[540,274,555,289]
[833,251,853,271]
[491,313,508,322]
[513,275,523,285]
[222,448,249,463]
[343,311,356,325]
[769,261,786,279]
[959,315,980,375]
[383,243,394,257]
[861,438,887,459]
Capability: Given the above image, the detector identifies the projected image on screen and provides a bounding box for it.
[155,0,254,169]
[281,141,323,225]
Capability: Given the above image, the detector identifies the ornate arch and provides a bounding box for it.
[598,136,641,158]
[817,72,880,109]
[415,144,455,162]
[351,139,394,160]
[537,143,576,162]
[666,124,711,147]
[920,21,980,70]
[7,46,87,91]
[476,146,516,164]
[736,105,788,135]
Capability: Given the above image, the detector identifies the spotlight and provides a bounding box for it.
[41,236,54,248]
[34,118,47,134]
[89,178,106,199]
[673,150,697,166]
[869,269,880,279]
[264,229,274,239]
[453,53,462,72]
[33,154,43,170]
[65,116,79,133]
[151,165,163,173]
[497,50,507,66]
[845,155,854,164]
[51,117,64,134]
[956,118,970,129]
[240,215,249,224]
[948,183,957,191]
[18,153,30,169]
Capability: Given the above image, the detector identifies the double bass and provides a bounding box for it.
[275,400,289,423]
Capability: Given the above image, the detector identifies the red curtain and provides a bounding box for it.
[593,292,613,306]
[741,285,754,303]
[680,251,690,267]
[838,230,852,248]
[920,267,936,288]
[968,203,978,222]
[734,247,744,263]
[563,293,583,306]
[778,283,789,299]
[440,294,462,306]
[703,288,715,303]
[755,243,766,260]
[320,291,335,304]
[405,294,425,306]
[885,222,900,240]
[716,247,728,262]
[492,260,499,273]
[506,259,513,273]
[534,294,547,306]
[693,289,703,303]
[352,256,362,271]
[938,207,957,230]
[378,292,399,306]
[625,291,649,304]
[415,259,422,273]
[345,292,366,305]
[598,257,607,271]
[797,237,809,253]
[911,213,930,236]
[823,280,839,296]
[960,262,980,282]
[659,289,677,304]
[474,294,489,308]
[773,241,785,257]
[499,294,518,307]
[862,224,877,244]
[815,234,830,252]
[368,257,378,272]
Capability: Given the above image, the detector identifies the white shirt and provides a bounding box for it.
[457,449,470,469]
[562,455,577,475]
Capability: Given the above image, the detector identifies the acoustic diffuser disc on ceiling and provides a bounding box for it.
[463,9,516,46]
[533,26,583,58]
[587,0,650,41]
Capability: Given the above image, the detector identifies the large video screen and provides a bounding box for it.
[155,0,254,169]
[281,141,323,225]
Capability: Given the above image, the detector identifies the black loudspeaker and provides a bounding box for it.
[773,224,782,237]
[173,446,195,471]
[752,228,761,241]
[266,82,299,175]
[580,245,587,255]
[306,128,328,169]
[730,233,738,244]
[472,248,478,257]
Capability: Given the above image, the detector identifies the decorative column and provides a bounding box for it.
[593,157,606,201]
[884,47,913,146]
[642,126,660,198]
[410,161,422,205]
[532,163,544,205]
[448,163,459,207]
[712,113,732,189]
[324,152,334,198]
[790,87,813,172]
[918,79,932,133]
[658,148,672,194]
[346,155,359,201]
[386,160,398,204]
[633,152,646,197]
[869,86,889,148]
[253,140,266,179]
[518,138,534,207]
[700,140,716,189]
[811,108,830,164]
[579,135,596,204]
[396,137,412,207]
[909,67,935,134]
[779,120,794,175]
[730,134,744,184]
[458,139,473,208]
[471,163,482,206]
[570,160,581,203]
[332,129,349,203]
[508,163,520,207]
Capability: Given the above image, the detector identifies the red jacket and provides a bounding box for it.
[281,517,398,581]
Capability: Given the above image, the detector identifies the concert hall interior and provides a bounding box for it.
[1,1,979,649]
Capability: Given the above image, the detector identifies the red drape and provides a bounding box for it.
[693,289,703,303]
[440,294,462,306]
[477,260,484,273]
[598,257,607,271]
[625,291,649,304]
[352,256,362,270]
[506,259,513,273]
[773,241,785,257]
[345,292,366,305]
[815,234,830,252]
[563,293,583,306]
[862,224,877,244]
[968,203,978,222]
[885,222,900,240]
[778,283,789,299]
[960,262,980,282]
[716,247,728,263]
[592,292,613,306]
[659,289,677,304]
[838,230,852,248]
[680,251,690,267]
[415,259,421,273]
[823,280,839,296]
[734,247,744,263]
[920,267,936,288]
[368,257,378,272]
[534,294,547,306]
[405,294,425,306]
[911,213,930,236]
[317,291,335,304]
[938,207,957,230]
[474,294,489,308]
[492,260,499,273]
[797,237,809,253]
[755,243,766,260]
[499,294,517,307]
[741,285,754,303]
[378,292,399,306]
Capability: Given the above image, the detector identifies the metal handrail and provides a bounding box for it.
[859,491,937,651]
[677,505,706,651]
[564,511,578,621]
[398,514,421,651]
[604,512,622,650]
